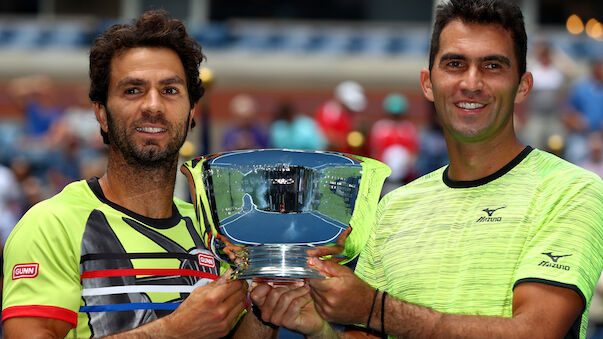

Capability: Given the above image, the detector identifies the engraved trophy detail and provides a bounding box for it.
[181,149,390,281]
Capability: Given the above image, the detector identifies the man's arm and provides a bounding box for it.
[308,258,583,339]
[4,273,249,339]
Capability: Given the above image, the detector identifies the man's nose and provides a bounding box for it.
[141,88,164,114]
[460,66,483,93]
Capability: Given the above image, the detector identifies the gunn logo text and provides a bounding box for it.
[197,253,216,269]
[12,263,39,280]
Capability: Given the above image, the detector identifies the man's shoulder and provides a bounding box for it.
[381,166,447,204]
[527,149,602,186]
[15,180,99,231]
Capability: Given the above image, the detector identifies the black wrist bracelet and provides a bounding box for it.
[380,291,387,339]
[367,289,379,329]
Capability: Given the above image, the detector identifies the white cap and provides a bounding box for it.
[229,94,256,118]
[334,81,367,112]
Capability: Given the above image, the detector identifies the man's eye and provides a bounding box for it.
[447,61,462,68]
[485,63,501,70]
[164,87,179,95]
[125,88,140,95]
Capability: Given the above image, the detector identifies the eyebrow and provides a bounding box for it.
[159,76,186,86]
[116,76,186,88]
[439,53,511,67]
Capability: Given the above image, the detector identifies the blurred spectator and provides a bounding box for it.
[9,75,63,139]
[416,103,449,176]
[314,80,367,154]
[519,41,567,149]
[221,94,269,151]
[9,157,45,212]
[369,93,419,195]
[579,131,603,178]
[270,101,326,150]
[0,164,23,245]
[7,75,66,179]
[47,87,106,192]
[563,58,603,164]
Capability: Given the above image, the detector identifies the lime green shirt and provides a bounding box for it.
[356,147,603,338]
[3,178,225,338]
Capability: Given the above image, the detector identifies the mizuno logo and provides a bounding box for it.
[541,252,572,263]
[482,206,506,216]
[476,206,505,223]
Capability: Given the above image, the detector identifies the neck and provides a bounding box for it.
[445,130,525,182]
[99,148,178,219]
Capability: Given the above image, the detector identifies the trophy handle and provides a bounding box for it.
[181,159,231,263]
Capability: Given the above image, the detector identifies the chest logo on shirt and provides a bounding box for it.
[197,253,216,269]
[538,252,572,271]
[12,263,39,280]
[476,206,506,223]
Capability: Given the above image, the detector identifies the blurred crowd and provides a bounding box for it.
[0,44,601,255]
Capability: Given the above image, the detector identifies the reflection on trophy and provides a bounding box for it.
[181,149,390,281]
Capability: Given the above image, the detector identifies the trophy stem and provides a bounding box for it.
[233,244,324,280]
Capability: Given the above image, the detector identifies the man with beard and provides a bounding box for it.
[2,10,274,338]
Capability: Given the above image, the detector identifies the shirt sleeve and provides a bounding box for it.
[513,172,603,305]
[2,201,82,327]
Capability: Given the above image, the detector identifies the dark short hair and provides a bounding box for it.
[89,10,204,144]
[428,0,527,79]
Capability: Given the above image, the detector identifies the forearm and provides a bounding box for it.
[231,311,278,339]
[372,294,530,339]
[102,315,173,339]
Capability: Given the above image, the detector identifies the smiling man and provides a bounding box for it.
[1,10,274,338]
[249,1,603,338]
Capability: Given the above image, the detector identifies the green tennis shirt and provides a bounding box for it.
[2,178,226,338]
[356,147,603,339]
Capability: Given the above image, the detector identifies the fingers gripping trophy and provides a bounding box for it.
[181,149,390,282]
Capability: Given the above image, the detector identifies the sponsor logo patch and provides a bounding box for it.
[538,252,572,271]
[12,263,39,280]
[197,253,216,269]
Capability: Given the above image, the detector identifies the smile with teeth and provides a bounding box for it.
[456,102,485,109]
[137,127,166,133]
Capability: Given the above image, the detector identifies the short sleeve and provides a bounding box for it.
[514,174,603,305]
[2,202,82,327]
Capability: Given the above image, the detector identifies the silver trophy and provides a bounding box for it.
[181,149,390,281]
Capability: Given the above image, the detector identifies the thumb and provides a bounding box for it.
[308,257,344,278]
[215,268,234,285]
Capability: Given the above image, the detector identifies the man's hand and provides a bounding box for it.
[250,281,330,337]
[307,227,351,264]
[307,257,375,326]
[4,270,249,339]
[161,269,248,338]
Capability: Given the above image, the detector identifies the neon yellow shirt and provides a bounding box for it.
[356,147,603,339]
[3,178,225,338]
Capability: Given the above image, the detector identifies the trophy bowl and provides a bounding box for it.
[181,149,390,280]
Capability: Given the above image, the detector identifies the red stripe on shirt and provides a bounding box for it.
[81,268,219,280]
[2,305,77,328]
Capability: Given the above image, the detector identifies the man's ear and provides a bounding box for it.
[514,72,533,104]
[420,68,435,102]
[94,102,108,133]
[188,105,196,130]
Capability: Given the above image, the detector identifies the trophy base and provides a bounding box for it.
[234,244,324,280]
